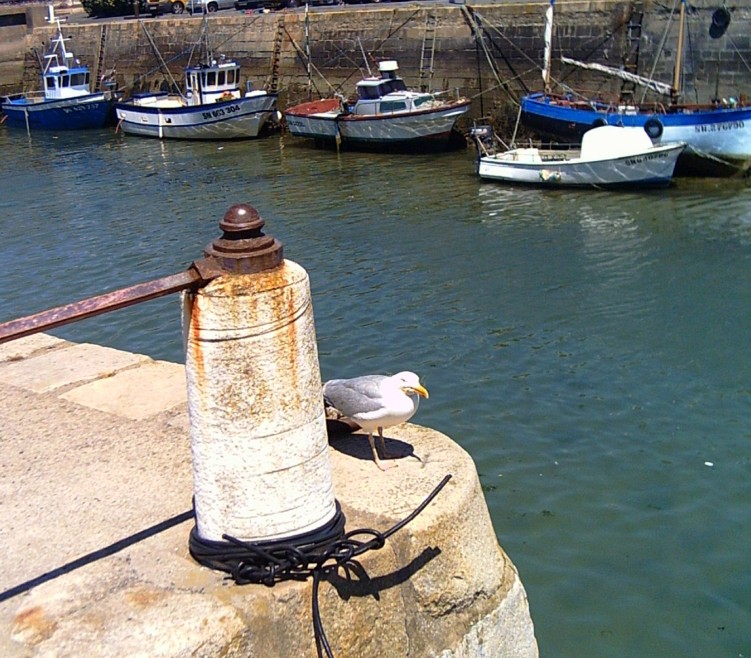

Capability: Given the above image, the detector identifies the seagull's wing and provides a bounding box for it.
[323,376,388,418]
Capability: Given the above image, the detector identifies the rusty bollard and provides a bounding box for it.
[183,204,336,545]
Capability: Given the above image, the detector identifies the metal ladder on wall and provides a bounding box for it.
[419,13,437,92]
[266,16,284,93]
[94,24,108,92]
[619,3,643,103]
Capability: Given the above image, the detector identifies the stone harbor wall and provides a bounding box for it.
[1,1,750,111]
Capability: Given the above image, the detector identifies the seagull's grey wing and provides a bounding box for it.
[323,376,388,417]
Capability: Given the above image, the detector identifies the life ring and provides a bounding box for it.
[592,117,608,128]
[644,117,663,139]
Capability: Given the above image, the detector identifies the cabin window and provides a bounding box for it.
[205,71,216,87]
[70,72,87,86]
[358,86,380,100]
[414,96,433,107]
[218,71,225,86]
[380,101,406,112]
[228,69,236,85]
[45,76,57,90]
[379,81,393,95]
[61,75,70,88]
[393,79,407,92]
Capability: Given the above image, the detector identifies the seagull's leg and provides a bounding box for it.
[368,432,393,471]
[377,426,391,458]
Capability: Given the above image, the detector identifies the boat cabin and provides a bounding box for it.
[184,56,242,106]
[41,24,93,101]
[43,65,92,100]
[352,60,435,116]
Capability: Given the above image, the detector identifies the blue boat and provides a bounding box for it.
[519,0,751,177]
[1,16,117,132]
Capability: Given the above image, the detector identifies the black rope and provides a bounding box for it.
[189,474,452,658]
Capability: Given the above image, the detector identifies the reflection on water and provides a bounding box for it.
[1,128,751,657]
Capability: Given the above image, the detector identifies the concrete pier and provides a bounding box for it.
[0,333,537,657]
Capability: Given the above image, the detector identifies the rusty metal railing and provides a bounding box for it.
[0,204,283,346]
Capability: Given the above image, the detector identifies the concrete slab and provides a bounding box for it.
[0,342,149,393]
[0,334,66,364]
[60,360,187,420]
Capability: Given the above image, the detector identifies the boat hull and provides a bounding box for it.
[520,93,751,176]
[1,94,116,130]
[284,98,341,140]
[115,94,277,140]
[477,143,685,188]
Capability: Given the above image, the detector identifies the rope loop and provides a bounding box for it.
[188,474,452,658]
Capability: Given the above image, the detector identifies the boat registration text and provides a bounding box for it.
[694,120,745,133]
[202,104,241,120]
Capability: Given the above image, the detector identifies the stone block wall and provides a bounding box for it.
[2,1,750,110]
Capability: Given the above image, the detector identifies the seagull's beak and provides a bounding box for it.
[408,384,429,399]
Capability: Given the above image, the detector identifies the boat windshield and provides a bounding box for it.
[201,66,238,89]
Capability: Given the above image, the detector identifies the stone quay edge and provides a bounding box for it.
[0,333,538,657]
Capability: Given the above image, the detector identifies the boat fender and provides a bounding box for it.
[592,117,607,128]
[644,117,663,139]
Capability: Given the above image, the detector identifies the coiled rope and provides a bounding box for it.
[189,473,452,658]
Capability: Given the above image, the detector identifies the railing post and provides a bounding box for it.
[184,203,336,544]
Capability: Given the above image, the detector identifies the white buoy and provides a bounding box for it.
[183,206,335,543]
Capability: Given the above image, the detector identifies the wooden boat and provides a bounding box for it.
[518,0,751,177]
[471,124,685,188]
[0,11,117,132]
[283,60,471,150]
[115,21,276,140]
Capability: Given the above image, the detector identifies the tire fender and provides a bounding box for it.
[644,117,663,139]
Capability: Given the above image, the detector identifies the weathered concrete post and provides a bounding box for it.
[183,203,336,543]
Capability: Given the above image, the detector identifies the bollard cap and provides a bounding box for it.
[203,204,284,275]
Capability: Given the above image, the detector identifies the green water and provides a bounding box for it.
[1,127,750,656]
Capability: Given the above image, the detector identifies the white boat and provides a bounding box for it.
[283,60,471,150]
[472,124,686,188]
[115,22,276,140]
[1,10,117,132]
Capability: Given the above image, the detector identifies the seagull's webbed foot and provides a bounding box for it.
[369,432,396,471]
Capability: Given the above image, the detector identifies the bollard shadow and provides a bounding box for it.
[325,546,441,601]
[0,509,194,603]
[326,429,423,465]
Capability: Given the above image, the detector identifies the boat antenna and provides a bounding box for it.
[671,0,686,103]
[357,38,372,77]
[542,0,555,93]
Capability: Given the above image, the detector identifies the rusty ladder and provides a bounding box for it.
[94,24,108,92]
[619,4,643,104]
[419,13,437,92]
[266,16,285,93]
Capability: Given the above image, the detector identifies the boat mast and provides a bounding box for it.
[671,0,686,103]
[542,0,555,93]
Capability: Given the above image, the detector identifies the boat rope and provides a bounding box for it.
[639,0,679,104]
[189,474,452,658]
[726,34,751,76]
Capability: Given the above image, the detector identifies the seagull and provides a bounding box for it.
[322,372,429,470]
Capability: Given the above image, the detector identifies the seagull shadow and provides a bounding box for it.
[326,427,421,464]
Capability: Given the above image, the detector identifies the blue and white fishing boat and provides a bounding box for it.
[519,0,751,177]
[115,20,277,140]
[0,12,117,132]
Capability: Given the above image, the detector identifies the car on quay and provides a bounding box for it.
[189,0,238,12]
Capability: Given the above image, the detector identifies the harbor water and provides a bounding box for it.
[1,127,750,657]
